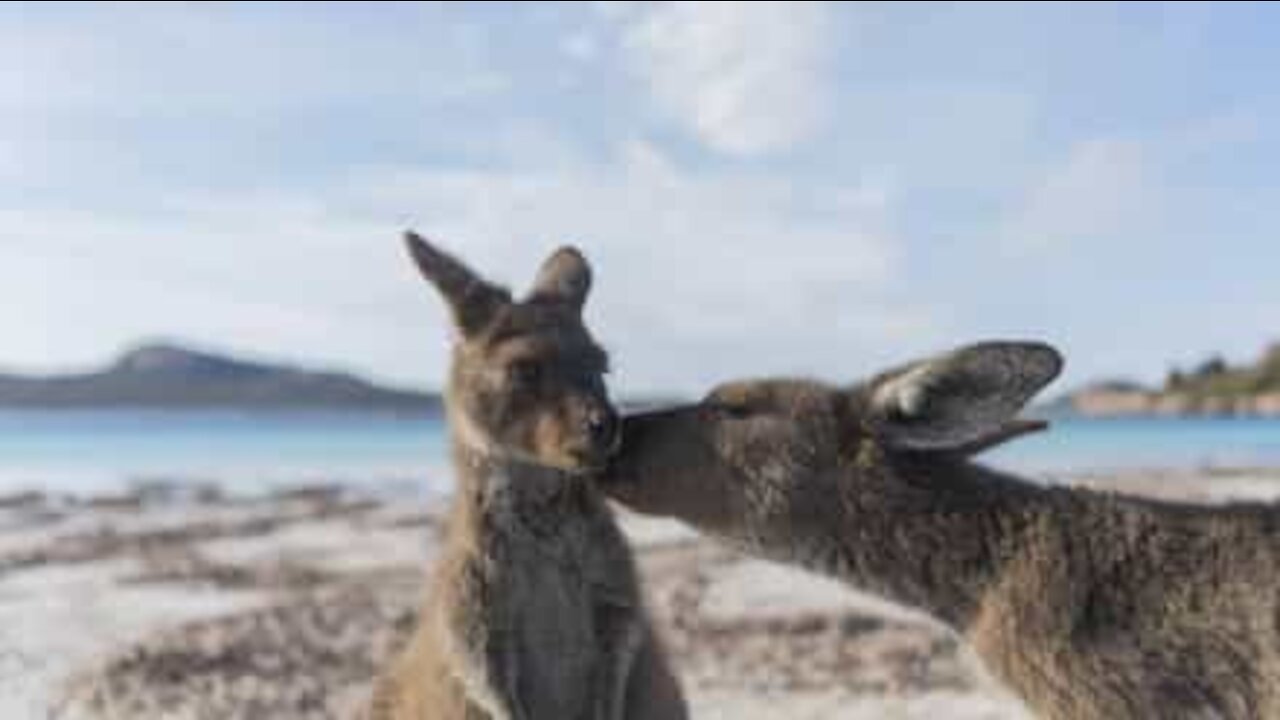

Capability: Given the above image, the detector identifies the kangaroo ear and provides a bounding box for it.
[403,231,511,337]
[865,341,1063,453]
[528,246,592,311]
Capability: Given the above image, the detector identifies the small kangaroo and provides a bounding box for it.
[602,341,1280,720]
[369,233,687,720]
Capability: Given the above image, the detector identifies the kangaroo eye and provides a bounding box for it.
[509,360,541,386]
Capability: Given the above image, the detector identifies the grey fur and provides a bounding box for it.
[369,233,687,720]
[604,341,1280,720]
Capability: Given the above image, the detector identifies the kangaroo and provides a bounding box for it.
[602,341,1280,719]
[368,233,687,720]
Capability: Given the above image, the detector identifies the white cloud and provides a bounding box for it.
[0,5,506,119]
[0,204,403,375]
[1001,139,1155,253]
[561,29,600,63]
[0,139,927,394]
[618,1,834,156]
[8,1,1280,402]
[347,139,920,392]
[591,2,643,22]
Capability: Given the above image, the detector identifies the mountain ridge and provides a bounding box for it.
[0,343,441,411]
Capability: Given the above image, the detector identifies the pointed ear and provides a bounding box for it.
[403,231,510,336]
[528,246,591,311]
[865,341,1063,453]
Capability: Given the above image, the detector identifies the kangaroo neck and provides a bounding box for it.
[828,453,1064,629]
[449,438,594,530]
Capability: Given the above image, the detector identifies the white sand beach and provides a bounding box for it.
[3,469,1279,719]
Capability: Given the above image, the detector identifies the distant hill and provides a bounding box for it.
[1064,342,1280,418]
[0,343,441,411]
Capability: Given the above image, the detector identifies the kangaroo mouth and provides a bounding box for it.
[567,447,613,473]
[584,424,623,460]
[563,435,619,476]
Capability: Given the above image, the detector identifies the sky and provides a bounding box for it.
[3,1,1280,396]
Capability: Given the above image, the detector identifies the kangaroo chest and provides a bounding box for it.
[482,488,639,719]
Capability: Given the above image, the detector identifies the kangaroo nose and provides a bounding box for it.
[586,407,619,451]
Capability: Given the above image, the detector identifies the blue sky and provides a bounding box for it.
[3,1,1279,395]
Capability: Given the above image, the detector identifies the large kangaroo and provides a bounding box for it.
[369,233,686,720]
[603,341,1280,719]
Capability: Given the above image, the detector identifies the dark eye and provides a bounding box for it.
[509,360,542,386]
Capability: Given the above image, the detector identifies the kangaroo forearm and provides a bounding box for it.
[591,611,642,720]
[447,630,525,720]
[438,583,526,720]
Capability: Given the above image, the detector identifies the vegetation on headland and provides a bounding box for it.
[1068,342,1280,417]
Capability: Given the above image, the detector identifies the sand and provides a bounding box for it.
[2,468,1278,719]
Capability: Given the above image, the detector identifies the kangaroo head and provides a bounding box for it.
[404,231,618,472]
[604,341,1062,532]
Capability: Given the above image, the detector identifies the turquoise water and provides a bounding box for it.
[987,417,1280,474]
[1,411,1280,493]
[0,410,449,494]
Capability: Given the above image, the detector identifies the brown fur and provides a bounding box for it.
[602,341,1280,719]
[369,233,686,720]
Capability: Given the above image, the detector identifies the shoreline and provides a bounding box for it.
[8,461,1280,499]
[3,468,1280,719]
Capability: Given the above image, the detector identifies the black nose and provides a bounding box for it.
[586,407,619,449]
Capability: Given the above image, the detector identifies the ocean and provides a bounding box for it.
[2,411,1280,495]
[0,410,448,496]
